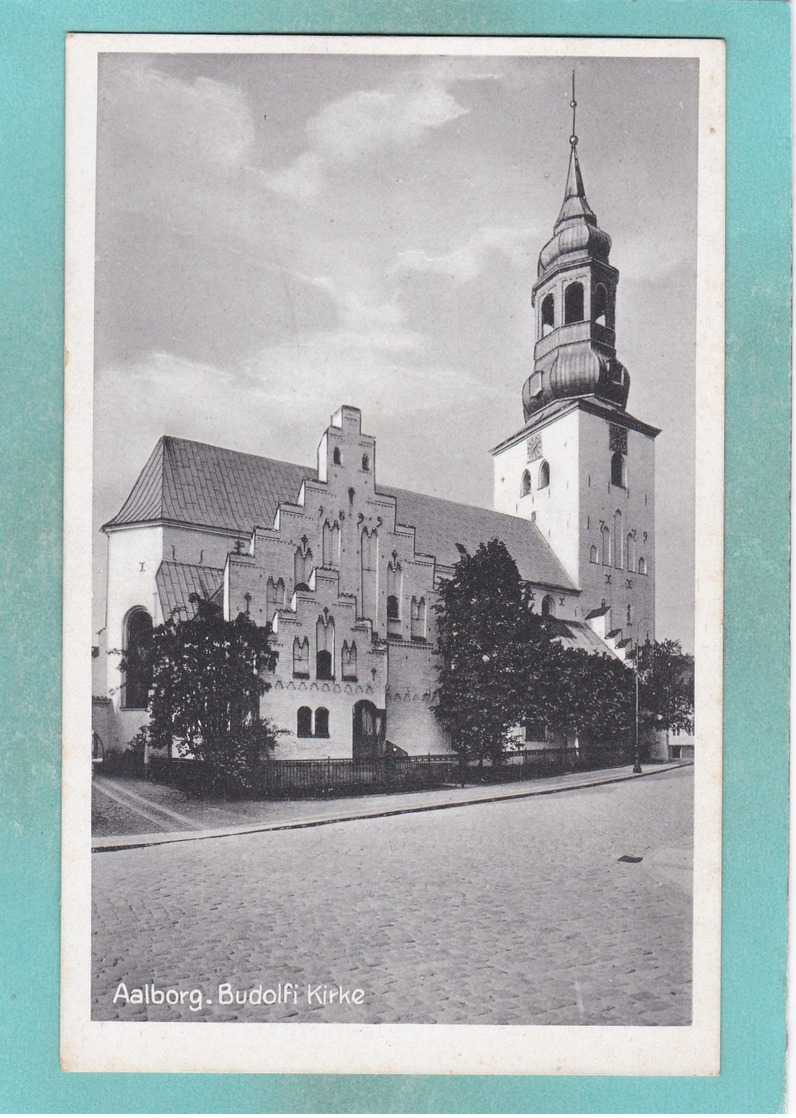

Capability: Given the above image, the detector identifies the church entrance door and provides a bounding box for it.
[352,700,384,762]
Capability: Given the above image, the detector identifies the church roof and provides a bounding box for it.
[155,560,224,620]
[106,436,576,592]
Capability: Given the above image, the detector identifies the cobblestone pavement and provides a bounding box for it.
[92,766,692,1026]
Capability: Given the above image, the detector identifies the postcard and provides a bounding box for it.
[61,33,724,1076]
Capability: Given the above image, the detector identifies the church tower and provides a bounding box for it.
[492,78,659,645]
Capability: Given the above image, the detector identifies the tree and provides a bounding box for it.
[433,539,553,764]
[636,639,695,736]
[143,595,282,792]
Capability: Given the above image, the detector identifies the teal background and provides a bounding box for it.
[0,0,789,1112]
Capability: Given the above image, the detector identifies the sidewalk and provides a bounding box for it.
[93,759,691,853]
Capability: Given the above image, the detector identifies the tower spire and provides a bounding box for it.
[558,72,594,227]
[570,70,577,148]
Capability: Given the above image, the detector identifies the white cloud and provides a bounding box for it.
[263,75,469,198]
[394,225,540,284]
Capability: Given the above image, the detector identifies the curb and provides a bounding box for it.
[92,761,692,854]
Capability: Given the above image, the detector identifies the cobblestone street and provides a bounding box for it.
[92,766,692,1026]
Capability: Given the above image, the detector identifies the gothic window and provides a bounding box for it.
[333,447,342,465]
[593,283,608,327]
[627,533,636,572]
[294,544,313,590]
[541,292,555,336]
[541,594,555,618]
[411,596,427,641]
[521,470,531,497]
[361,453,370,472]
[266,577,285,617]
[322,521,341,568]
[292,637,310,679]
[601,524,611,566]
[564,281,584,324]
[613,510,623,569]
[341,641,358,681]
[589,544,599,564]
[314,707,330,738]
[316,613,335,679]
[611,451,627,488]
[387,595,400,620]
[386,558,402,635]
[123,607,153,710]
[638,557,647,576]
[538,460,550,489]
[297,706,312,738]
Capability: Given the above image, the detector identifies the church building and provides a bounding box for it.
[94,103,659,762]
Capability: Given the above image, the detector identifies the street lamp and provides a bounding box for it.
[630,618,650,775]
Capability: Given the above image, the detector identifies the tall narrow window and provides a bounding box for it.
[538,460,550,490]
[627,604,632,625]
[360,529,378,622]
[541,292,555,336]
[541,594,555,618]
[410,596,426,641]
[593,283,608,327]
[123,607,153,709]
[601,524,611,566]
[638,557,647,576]
[292,636,310,678]
[521,470,531,497]
[564,281,584,324]
[627,533,636,573]
[341,640,358,681]
[589,544,599,564]
[294,543,313,590]
[314,707,330,738]
[333,447,342,465]
[361,453,370,472]
[297,706,312,738]
[316,613,335,680]
[266,577,285,617]
[611,451,627,488]
[387,558,402,636]
[322,521,341,568]
[613,510,623,569]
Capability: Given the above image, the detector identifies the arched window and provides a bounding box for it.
[521,470,531,497]
[541,594,555,618]
[294,544,313,589]
[627,533,636,572]
[341,640,358,681]
[613,510,623,569]
[564,281,584,324]
[611,451,627,488]
[387,595,400,620]
[541,292,555,336]
[538,460,550,489]
[638,557,647,576]
[316,612,334,679]
[322,521,341,568]
[123,607,153,709]
[589,544,599,564]
[292,636,310,678]
[361,453,370,472]
[601,524,611,566]
[411,596,426,641]
[627,604,632,625]
[593,283,608,327]
[386,558,402,635]
[333,447,341,465]
[314,707,330,738]
[297,706,312,738]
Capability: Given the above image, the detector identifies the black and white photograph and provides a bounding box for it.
[62,34,724,1076]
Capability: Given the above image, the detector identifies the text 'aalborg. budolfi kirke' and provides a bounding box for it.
[94,103,659,763]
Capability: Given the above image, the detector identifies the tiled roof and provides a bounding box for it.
[108,436,575,592]
[156,561,224,620]
[554,619,617,657]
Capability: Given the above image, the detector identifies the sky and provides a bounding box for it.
[92,48,699,649]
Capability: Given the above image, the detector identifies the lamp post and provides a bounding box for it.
[631,618,650,775]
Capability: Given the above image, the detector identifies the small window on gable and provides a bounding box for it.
[541,292,555,336]
[564,281,584,324]
[521,470,531,497]
[538,460,550,489]
[361,453,370,472]
[316,649,333,680]
[387,594,400,620]
[627,604,632,625]
[638,557,647,576]
[333,447,341,465]
[589,544,599,564]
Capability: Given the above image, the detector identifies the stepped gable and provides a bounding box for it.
[105,436,575,592]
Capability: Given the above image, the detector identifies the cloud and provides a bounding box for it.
[263,74,469,198]
[394,225,540,284]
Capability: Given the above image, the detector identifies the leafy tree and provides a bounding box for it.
[143,595,283,792]
[636,639,695,736]
[433,539,553,764]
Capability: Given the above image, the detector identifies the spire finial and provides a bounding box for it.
[570,70,578,147]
